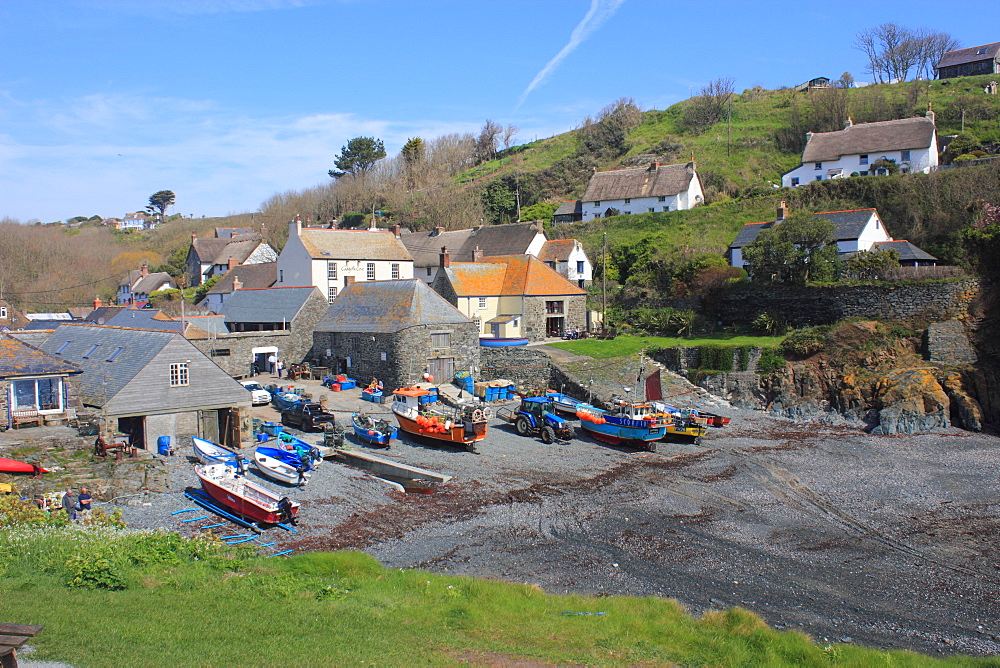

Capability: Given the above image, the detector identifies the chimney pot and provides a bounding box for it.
[392,224,400,238]
[472,245,484,261]
[439,246,451,268]
[140,262,148,277]
[233,276,242,291]
[777,201,789,221]
[228,255,237,270]
[290,215,302,237]
[93,296,102,309]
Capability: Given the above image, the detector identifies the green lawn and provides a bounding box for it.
[548,334,786,359]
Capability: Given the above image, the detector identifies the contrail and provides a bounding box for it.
[516,0,627,110]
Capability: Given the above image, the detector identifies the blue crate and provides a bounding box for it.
[361,391,382,403]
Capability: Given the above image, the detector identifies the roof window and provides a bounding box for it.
[82,344,100,358]
[55,341,72,354]
[977,47,987,55]
[107,346,125,362]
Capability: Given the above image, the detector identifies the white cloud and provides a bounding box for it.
[516,0,627,110]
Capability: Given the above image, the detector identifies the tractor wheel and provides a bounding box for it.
[515,416,532,436]
[541,426,556,444]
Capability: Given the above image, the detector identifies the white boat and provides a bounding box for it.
[192,436,249,472]
[253,448,311,487]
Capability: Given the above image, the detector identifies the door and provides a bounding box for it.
[546,317,565,337]
[427,357,454,383]
[199,410,220,444]
[217,408,240,448]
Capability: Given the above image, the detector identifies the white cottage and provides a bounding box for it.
[580,161,703,220]
[782,112,938,187]
[276,217,414,303]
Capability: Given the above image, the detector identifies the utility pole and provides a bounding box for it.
[727,98,732,157]
[602,232,607,334]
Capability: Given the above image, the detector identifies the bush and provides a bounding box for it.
[780,326,831,358]
[751,312,789,336]
[65,554,128,590]
[699,345,734,372]
[756,347,785,375]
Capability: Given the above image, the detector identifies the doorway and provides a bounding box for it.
[427,357,454,383]
[217,408,240,448]
[546,317,565,338]
[118,416,147,449]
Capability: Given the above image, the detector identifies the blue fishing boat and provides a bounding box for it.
[479,337,529,347]
[274,432,324,466]
[576,401,670,451]
[545,390,585,415]
[192,437,249,472]
[351,412,398,447]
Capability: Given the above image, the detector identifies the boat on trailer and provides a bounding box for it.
[390,386,488,452]
[351,412,398,447]
[253,447,311,486]
[195,463,299,525]
[192,437,249,472]
[545,390,585,415]
[576,400,671,451]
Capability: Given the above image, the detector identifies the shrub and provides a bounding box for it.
[751,312,790,336]
[699,345,734,372]
[780,326,831,358]
[65,554,128,590]
[756,347,785,375]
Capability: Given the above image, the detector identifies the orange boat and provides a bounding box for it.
[390,386,488,452]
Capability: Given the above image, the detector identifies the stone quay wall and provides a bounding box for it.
[479,347,555,396]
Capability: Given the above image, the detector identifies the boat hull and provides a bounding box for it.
[393,410,486,447]
[578,419,667,445]
[253,450,309,486]
[196,464,299,524]
[271,392,303,411]
[192,437,249,470]
[479,337,529,347]
[0,457,47,474]
[351,414,398,446]
[545,391,584,415]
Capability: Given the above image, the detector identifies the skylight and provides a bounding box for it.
[106,346,125,362]
[82,343,100,358]
[55,341,72,354]
[977,48,987,55]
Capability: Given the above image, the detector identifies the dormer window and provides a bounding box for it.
[977,47,987,55]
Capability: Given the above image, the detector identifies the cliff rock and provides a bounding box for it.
[871,368,950,435]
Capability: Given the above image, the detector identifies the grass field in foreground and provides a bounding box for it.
[548,334,786,359]
[1,546,981,668]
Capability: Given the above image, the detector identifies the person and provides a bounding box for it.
[268,353,277,375]
[61,487,77,521]
[77,487,92,521]
[276,359,284,379]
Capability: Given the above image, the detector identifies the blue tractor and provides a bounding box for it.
[499,396,573,443]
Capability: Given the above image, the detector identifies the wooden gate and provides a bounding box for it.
[427,357,454,383]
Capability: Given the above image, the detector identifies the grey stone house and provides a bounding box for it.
[39,324,252,449]
[1,334,82,429]
[311,279,479,391]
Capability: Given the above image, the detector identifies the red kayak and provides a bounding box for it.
[0,458,48,474]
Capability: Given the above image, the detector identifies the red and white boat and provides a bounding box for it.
[195,464,299,525]
[390,386,488,452]
[0,457,48,475]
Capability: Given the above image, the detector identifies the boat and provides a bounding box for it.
[576,400,671,451]
[195,463,299,525]
[390,386,488,452]
[274,432,324,466]
[192,437,249,472]
[253,447,311,486]
[351,412,398,447]
[479,337,529,347]
[664,419,709,441]
[651,401,729,429]
[545,390,585,415]
[0,457,48,474]
[270,391,303,411]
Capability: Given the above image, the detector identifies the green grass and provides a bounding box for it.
[0,527,985,667]
[548,334,787,359]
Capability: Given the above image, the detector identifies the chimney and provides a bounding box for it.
[191,231,197,243]
[472,245,483,261]
[289,214,302,238]
[439,246,451,268]
[391,224,400,238]
[925,101,935,124]
[844,116,853,129]
[777,201,789,221]
[305,216,312,226]
[227,256,237,270]
[140,262,148,277]
[232,276,242,291]
[344,275,356,286]
[432,226,443,237]
[93,296,102,309]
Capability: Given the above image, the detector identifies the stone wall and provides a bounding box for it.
[190,330,293,378]
[479,347,554,395]
[650,346,763,374]
[522,295,588,341]
[925,320,977,365]
[708,279,981,327]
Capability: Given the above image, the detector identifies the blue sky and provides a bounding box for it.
[1,0,995,223]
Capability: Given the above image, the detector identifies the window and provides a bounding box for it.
[328,286,338,303]
[55,341,72,354]
[106,347,125,362]
[430,332,451,348]
[576,261,585,273]
[594,200,601,207]
[624,211,631,215]
[12,377,62,412]
[0,306,6,318]
[859,154,868,165]
[815,175,823,181]
[977,47,987,55]
[366,263,375,280]
[624,198,631,204]
[859,171,869,176]
[473,317,482,332]
[791,177,800,186]
[658,196,666,202]
[662,206,670,212]
[169,362,189,387]
[478,297,487,309]
[648,207,655,213]
[545,301,564,314]
[82,344,100,359]
[391,263,399,279]
[814,162,822,170]
[546,261,555,269]
[512,319,519,327]
[279,270,284,282]
[426,267,432,276]
[901,150,911,162]
[327,261,337,280]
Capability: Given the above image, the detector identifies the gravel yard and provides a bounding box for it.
[116,375,1000,658]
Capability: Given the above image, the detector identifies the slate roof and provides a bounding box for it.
[105,309,185,333]
[205,262,277,296]
[314,279,470,333]
[801,117,935,163]
[0,334,82,379]
[553,200,582,217]
[937,42,1000,69]
[179,315,229,336]
[298,229,412,261]
[582,162,696,202]
[214,227,253,239]
[537,239,578,263]
[444,255,587,297]
[221,286,321,324]
[38,325,176,407]
[399,222,543,266]
[82,306,126,324]
[871,240,938,262]
[730,209,879,248]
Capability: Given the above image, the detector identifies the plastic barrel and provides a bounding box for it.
[157,436,171,455]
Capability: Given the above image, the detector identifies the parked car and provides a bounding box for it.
[240,380,271,406]
[280,402,337,432]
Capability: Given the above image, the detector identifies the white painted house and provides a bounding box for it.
[276,217,414,303]
[580,161,703,220]
[781,113,938,187]
[537,238,592,288]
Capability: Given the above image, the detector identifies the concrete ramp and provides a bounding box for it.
[333,449,453,483]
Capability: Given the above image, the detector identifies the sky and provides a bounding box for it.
[1,0,996,223]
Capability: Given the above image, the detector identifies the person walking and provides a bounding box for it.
[77,487,92,521]
[268,353,277,375]
[276,359,284,379]
[61,487,77,521]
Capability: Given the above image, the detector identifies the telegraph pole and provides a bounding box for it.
[602,232,607,334]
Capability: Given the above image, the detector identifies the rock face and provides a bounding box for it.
[871,369,950,435]
[940,371,983,432]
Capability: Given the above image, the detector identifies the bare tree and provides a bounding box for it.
[682,78,735,131]
[855,24,959,83]
[921,30,961,79]
[501,124,518,152]
[474,120,503,164]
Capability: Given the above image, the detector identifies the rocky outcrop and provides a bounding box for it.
[940,371,983,432]
[766,363,830,419]
[871,369,950,435]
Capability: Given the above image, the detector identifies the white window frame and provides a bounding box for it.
[169,362,189,387]
[478,297,487,309]
[327,260,337,280]
[328,286,338,303]
[473,317,482,333]
[658,196,666,202]
[0,306,7,319]
[366,263,376,281]
[391,263,399,279]
[11,376,64,414]
[814,162,822,170]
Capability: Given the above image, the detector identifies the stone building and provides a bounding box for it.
[432,252,588,341]
[311,279,478,391]
[1,333,82,428]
